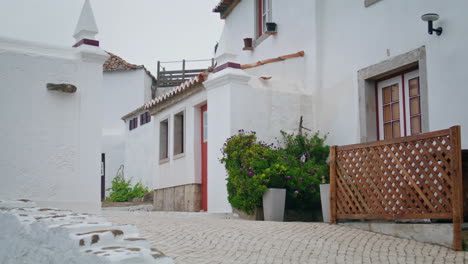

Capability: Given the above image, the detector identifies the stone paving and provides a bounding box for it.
[103,211,468,264]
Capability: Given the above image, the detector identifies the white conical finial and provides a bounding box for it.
[73,0,99,42]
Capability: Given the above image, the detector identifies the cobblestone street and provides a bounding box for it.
[103,211,467,264]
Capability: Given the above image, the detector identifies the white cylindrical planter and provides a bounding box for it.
[320,184,330,223]
[262,188,286,221]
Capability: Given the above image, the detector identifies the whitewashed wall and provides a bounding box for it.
[0,36,108,212]
[102,69,149,194]
[152,90,207,190]
[216,0,468,148]
[316,0,468,147]
[123,115,155,190]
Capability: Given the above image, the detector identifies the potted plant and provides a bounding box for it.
[266,22,277,33]
[243,38,253,50]
[221,130,274,217]
[221,129,329,222]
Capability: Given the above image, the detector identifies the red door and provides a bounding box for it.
[201,104,208,211]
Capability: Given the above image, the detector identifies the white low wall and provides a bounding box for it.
[0,200,173,264]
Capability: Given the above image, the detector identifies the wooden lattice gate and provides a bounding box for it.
[329,126,464,250]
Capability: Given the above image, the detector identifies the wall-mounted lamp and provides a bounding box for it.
[421,13,442,36]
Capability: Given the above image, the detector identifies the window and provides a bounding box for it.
[159,119,169,160]
[140,112,151,126]
[129,117,138,131]
[376,69,421,140]
[173,111,185,155]
[257,0,272,37]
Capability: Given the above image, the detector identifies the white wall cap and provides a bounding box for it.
[203,67,251,91]
[73,0,99,41]
[76,44,110,63]
[215,52,239,65]
[0,35,76,60]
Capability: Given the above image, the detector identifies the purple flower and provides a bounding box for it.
[248,171,254,176]
[298,178,303,181]
[240,166,245,170]
[307,171,313,175]
[294,190,299,194]
[286,176,291,179]
[314,169,318,172]
[261,181,266,184]
[241,186,245,189]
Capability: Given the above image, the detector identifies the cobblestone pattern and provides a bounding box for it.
[104,212,468,264]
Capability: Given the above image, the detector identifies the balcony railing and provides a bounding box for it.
[156,59,214,88]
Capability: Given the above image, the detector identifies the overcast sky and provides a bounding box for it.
[0,0,224,73]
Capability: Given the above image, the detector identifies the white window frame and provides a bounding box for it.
[159,117,170,163]
[376,69,420,140]
[173,110,186,158]
[256,0,272,38]
[403,70,420,136]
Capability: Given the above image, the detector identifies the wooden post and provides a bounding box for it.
[182,59,186,81]
[450,125,463,251]
[156,61,160,88]
[329,146,338,224]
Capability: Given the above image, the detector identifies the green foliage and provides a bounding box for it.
[221,130,277,214]
[105,175,149,202]
[221,129,330,214]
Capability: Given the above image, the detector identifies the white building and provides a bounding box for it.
[123,0,468,213]
[102,52,156,198]
[0,0,109,212]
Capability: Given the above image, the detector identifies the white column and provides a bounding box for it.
[203,68,251,212]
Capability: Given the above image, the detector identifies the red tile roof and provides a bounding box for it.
[213,0,240,19]
[145,73,207,110]
[103,52,144,72]
[103,51,156,81]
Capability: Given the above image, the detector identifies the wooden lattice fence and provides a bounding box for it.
[329,126,464,250]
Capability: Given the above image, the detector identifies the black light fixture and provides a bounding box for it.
[421,13,442,36]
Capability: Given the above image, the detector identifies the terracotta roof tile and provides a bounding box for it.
[213,0,240,19]
[103,51,156,81]
[103,52,144,72]
[145,73,207,110]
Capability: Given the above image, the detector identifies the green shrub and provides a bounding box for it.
[221,129,329,214]
[221,130,278,214]
[105,175,149,202]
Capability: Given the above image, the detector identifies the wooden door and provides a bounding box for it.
[201,104,208,211]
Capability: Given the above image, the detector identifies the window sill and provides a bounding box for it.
[173,153,185,160]
[254,33,271,48]
[159,158,170,165]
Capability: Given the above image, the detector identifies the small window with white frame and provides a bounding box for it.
[173,111,185,156]
[256,0,272,38]
[159,119,169,160]
[376,68,422,140]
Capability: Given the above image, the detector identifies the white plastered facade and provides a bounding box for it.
[126,0,468,213]
[103,69,154,194]
[0,36,109,213]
